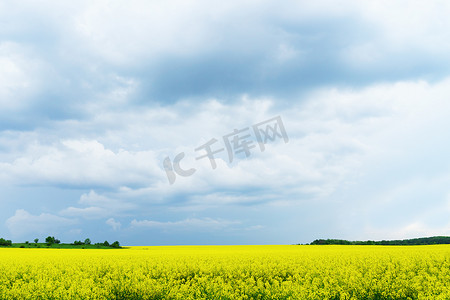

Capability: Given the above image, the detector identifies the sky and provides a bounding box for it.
[1,0,450,245]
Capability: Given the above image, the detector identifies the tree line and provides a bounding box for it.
[309,236,450,245]
[44,236,121,248]
[71,238,120,248]
[0,236,121,248]
[0,238,12,246]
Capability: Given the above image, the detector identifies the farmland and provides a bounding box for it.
[1,245,450,299]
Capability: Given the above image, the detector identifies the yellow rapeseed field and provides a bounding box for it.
[1,245,449,299]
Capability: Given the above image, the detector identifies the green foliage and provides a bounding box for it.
[45,236,56,244]
[111,241,120,248]
[0,238,12,246]
[310,236,450,246]
[1,236,121,249]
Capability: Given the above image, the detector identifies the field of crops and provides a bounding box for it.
[1,245,450,299]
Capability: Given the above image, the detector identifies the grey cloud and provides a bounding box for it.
[3,1,450,245]
[2,0,450,133]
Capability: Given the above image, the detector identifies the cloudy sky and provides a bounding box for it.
[1,0,450,245]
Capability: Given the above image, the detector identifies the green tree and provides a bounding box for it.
[45,236,56,245]
[0,238,12,246]
[34,238,39,244]
[84,238,91,245]
[111,241,120,248]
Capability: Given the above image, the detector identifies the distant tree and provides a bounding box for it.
[45,236,56,244]
[84,238,91,245]
[25,241,29,244]
[103,241,110,247]
[0,238,12,246]
[34,238,39,244]
[73,240,83,245]
[309,236,450,246]
[55,239,61,244]
[111,241,120,248]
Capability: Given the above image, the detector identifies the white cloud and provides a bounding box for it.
[106,218,121,231]
[130,217,240,231]
[5,0,448,82]
[60,206,108,219]
[363,221,450,241]
[44,0,450,72]
[4,77,450,211]
[0,42,46,111]
[3,0,450,244]
[0,140,163,188]
[6,209,77,238]
[356,1,450,51]
[60,190,136,219]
